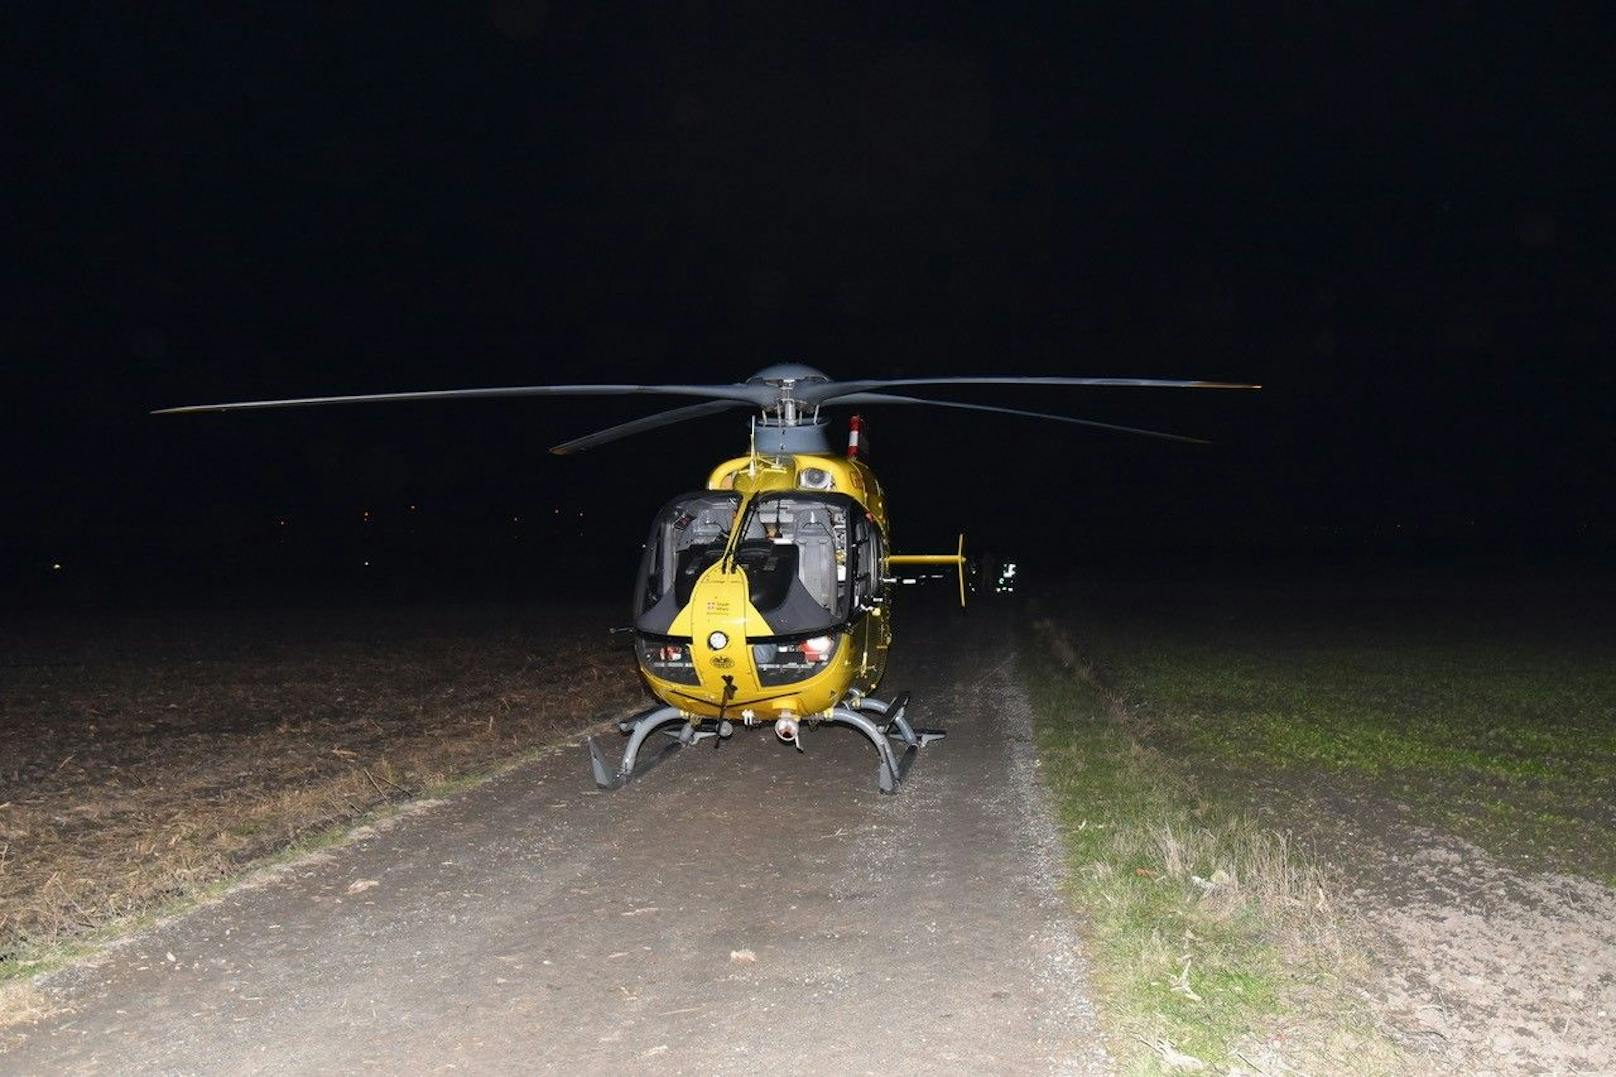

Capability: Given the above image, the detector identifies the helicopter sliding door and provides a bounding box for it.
[849,511,890,685]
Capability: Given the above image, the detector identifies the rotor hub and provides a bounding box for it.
[746,364,830,427]
[745,363,831,388]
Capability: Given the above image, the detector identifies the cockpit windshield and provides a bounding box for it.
[635,492,741,633]
[732,492,859,635]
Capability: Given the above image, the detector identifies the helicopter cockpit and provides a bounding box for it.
[634,490,876,636]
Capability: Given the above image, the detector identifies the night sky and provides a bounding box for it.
[9,4,1613,595]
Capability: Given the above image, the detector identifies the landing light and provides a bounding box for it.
[707,630,729,650]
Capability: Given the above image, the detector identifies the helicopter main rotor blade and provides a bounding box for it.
[153,382,776,416]
[832,392,1212,444]
[549,400,748,455]
[804,376,1259,405]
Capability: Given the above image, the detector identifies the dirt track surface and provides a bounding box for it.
[7,605,1111,1074]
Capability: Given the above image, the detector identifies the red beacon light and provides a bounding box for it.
[846,413,863,459]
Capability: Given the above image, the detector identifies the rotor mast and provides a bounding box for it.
[749,366,835,455]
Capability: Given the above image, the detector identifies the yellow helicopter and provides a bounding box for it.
[159,364,1255,792]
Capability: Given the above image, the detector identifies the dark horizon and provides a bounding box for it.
[9,5,1613,600]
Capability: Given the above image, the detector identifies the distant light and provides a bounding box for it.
[409,504,417,511]
[51,562,62,571]
[279,519,287,526]
[363,560,371,567]
[512,516,520,524]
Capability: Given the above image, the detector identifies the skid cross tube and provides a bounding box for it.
[852,691,947,748]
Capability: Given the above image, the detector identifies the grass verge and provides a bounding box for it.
[1025,621,1407,1074]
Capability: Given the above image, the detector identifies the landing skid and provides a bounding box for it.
[586,705,726,791]
[585,692,945,794]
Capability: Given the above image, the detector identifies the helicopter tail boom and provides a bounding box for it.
[888,534,968,607]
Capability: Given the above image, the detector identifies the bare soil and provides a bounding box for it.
[1257,772,1616,1075]
[0,601,645,966]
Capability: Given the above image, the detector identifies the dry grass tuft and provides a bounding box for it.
[0,980,57,1034]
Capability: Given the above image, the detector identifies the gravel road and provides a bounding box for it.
[10,603,1110,1074]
